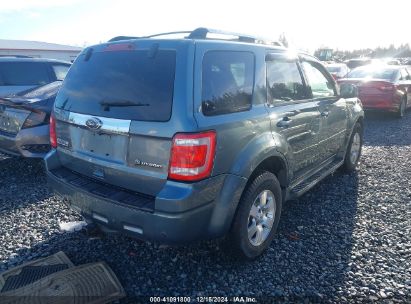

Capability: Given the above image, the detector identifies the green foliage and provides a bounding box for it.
[317,44,411,61]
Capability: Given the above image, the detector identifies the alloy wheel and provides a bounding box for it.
[247,190,276,247]
[350,132,361,165]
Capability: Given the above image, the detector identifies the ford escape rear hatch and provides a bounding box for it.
[53,43,176,196]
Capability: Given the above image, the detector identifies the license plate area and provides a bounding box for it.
[73,128,128,163]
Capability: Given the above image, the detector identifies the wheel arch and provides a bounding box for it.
[212,150,289,238]
[238,153,289,210]
[246,155,288,189]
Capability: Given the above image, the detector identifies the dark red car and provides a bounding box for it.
[339,65,411,117]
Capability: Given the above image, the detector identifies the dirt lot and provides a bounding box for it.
[0,112,410,302]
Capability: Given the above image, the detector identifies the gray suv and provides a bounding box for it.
[45,28,364,259]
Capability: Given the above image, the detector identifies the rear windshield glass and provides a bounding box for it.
[0,62,50,86]
[19,81,62,99]
[55,49,176,121]
[326,66,341,73]
[347,67,397,81]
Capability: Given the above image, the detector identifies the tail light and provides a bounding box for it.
[49,114,57,148]
[22,111,47,129]
[168,131,216,181]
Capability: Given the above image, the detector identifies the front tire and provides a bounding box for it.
[227,171,282,259]
[341,122,363,173]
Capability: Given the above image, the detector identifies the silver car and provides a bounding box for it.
[0,81,62,157]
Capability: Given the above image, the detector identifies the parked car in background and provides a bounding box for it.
[45,28,364,259]
[403,58,411,72]
[386,59,401,65]
[326,63,349,80]
[345,58,372,70]
[0,81,62,157]
[402,58,411,65]
[339,65,411,117]
[0,57,70,97]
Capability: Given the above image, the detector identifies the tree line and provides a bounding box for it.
[316,44,411,60]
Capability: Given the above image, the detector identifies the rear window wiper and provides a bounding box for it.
[100,99,150,111]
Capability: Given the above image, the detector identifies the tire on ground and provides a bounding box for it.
[226,171,282,260]
[341,122,363,173]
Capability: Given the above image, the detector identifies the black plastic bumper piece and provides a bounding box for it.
[47,168,217,244]
[49,167,155,212]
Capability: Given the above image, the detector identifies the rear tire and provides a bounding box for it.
[341,122,363,173]
[397,98,406,118]
[226,171,282,260]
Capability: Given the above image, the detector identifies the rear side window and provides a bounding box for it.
[55,49,176,121]
[52,64,70,81]
[266,60,307,104]
[0,62,50,86]
[202,51,254,116]
[302,61,336,98]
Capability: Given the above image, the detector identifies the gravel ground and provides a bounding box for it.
[0,112,411,303]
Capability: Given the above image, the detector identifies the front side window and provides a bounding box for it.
[202,51,254,116]
[0,62,50,86]
[266,60,307,104]
[302,61,335,98]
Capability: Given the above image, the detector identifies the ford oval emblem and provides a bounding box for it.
[85,117,103,130]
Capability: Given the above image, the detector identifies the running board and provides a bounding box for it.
[288,158,344,199]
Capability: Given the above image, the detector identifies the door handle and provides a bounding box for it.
[277,117,292,128]
[320,111,329,117]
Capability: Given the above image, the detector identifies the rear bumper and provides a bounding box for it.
[0,124,50,158]
[360,97,398,112]
[45,150,247,244]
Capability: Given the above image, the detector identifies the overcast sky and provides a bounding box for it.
[0,0,410,52]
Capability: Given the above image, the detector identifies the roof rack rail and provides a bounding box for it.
[188,27,283,46]
[144,30,191,38]
[108,31,191,42]
[108,36,140,42]
[108,27,284,47]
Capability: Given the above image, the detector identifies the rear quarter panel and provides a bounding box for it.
[344,97,364,146]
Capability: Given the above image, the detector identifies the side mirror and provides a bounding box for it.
[339,83,358,98]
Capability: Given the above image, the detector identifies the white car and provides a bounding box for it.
[326,63,350,80]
